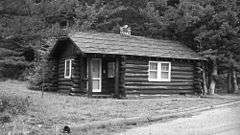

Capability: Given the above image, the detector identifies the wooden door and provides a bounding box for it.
[91,58,102,92]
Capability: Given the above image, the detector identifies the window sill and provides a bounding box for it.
[64,76,71,79]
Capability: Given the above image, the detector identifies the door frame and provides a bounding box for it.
[87,58,102,92]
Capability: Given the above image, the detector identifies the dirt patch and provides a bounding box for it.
[0,80,239,135]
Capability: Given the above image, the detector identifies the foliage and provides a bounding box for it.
[0,0,239,92]
[27,51,58,91]
[0,56,29,80]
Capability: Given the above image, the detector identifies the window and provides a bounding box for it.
[107,62,115,78]
[148,61,171,81]
[64,59,72,79]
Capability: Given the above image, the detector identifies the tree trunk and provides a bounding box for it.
[202,69,208,95]
[227,71,232,93]
[232,70,239,94]
[209,58,217,95]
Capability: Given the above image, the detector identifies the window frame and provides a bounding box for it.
[64,59,72,79]
[148,61,171,82]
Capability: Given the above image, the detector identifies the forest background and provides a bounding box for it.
[0,0,240,94]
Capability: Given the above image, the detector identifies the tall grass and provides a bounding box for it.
[0,92,31,124]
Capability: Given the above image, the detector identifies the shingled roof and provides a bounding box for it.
[67,32,203,60]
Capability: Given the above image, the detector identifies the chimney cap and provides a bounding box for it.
[120,25,131,36]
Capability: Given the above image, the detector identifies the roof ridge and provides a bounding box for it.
[67,31,204,60]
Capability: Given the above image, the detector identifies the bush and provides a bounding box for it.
[0,92,32,124]
[0,57,29,80]
[27,59,58,92]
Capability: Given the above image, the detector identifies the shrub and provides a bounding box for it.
[0,92,32,124]
[0,57,29,80]
[27,57,58,92]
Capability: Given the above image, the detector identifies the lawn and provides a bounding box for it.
[0,80,239,135]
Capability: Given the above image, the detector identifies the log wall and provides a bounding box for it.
[57,57,85,93]
[58,58,71,93]
[124,57,195,95]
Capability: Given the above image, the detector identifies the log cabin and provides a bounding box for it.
[49,29,205,98]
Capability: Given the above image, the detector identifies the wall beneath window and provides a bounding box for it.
[124,57,195,95]
[54,39,84,94]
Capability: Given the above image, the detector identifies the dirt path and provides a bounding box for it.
[115,104,240,135]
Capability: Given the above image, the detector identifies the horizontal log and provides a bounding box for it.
[171,71,193,75]
[58,85,80,89]
[126,73,193,78]
[125,78,193,82]
[58,80,82,85]
[172,63,193,67]
[58,63,65,67]
[171,79,193,82]
[171,66,193,71]
[58,82,72,86]
[58,69,65,74]
[123,65,148,70]
[58,67,65,70]
[58,78,71,81]
[125,82,193,86]
[125,77,148,81]
[58,85,71,90]
[73,76,83,80]
[125,74,148,78]
[172,75,193,79]
[125,90,141,94]
[139,90,194,94]
[125,60,147,65]
[171,73,193,77]
[125,69,147,74]
[125,70,193,77]
[125,76,193,81]
[125,85,193,90]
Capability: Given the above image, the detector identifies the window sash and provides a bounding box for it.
[149,62,158,80]
[148,61,171,81]
[64,59,72,79]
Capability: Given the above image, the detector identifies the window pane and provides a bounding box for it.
[161,63,169,71]
[92,60,100,78]
[150,63,157,70]
[93,80,100,89]
[149,71,157,79]
[65,60,70,76]
[161,72,169,79]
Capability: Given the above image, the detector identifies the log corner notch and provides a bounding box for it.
[193,61,207,95]
[232,70,239,94]
[87,58,92,97]
[114,57,120,98]
[47,58,58,92]
[208,57,217,95]
[119,56,126,98]
[229,69,239,94]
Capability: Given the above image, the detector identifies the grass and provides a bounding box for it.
[0,80,239,135]
[0,92,31,124]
